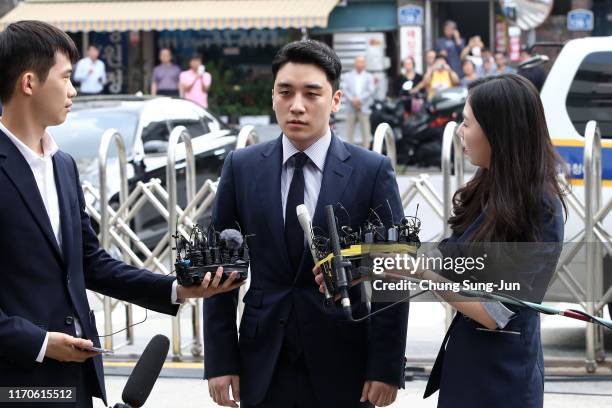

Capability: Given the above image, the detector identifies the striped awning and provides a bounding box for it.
[0,0,339,32]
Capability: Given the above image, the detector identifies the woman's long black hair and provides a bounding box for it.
[448,74,567,242]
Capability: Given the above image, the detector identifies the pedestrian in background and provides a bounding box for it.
[494,52,516,75]
[151,48,181,97]
[73,44,106,95]
[517,48,546,91]
[460,35,485,72]
[421,54,460,100]
[460,60,479,87]
[180,54,212,108]
[436,20,464,77]
[397,56,424,116]
[342,55,375,147]
[480,55,497,77]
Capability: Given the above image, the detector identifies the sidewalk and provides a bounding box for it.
[97,376,612,408]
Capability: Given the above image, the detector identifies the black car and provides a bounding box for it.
[48,95,237,248]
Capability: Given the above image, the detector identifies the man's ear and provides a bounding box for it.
[271,88,275,111]
[20,72,36,97]
[331,89,342,113]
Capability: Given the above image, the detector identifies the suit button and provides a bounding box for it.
[65,316,74,326]
[66,274,71,284]
[279,319,286,327]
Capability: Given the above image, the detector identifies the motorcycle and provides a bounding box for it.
[398,86,467,167]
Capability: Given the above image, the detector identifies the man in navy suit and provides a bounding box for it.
[204,40,409,407]
[0,21,242,407]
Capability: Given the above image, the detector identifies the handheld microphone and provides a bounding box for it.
[325,205,353,320]
[296,204,333,304]
[112,334,170,408]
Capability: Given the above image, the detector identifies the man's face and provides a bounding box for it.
[190,58,202,70]
[31,52,77,127]
[159,49,172,64]
[494,53,505,67]
[272,62,341,148]
[354,56,366,72]
[87,46,99,60]
[443,24,455,38]
[426,50,436,67]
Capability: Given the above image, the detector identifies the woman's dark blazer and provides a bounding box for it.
[424,197,564,408]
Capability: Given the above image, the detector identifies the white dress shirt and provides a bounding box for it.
[353,71,367,98]
[281,129,332,224]
[0,120,181,363]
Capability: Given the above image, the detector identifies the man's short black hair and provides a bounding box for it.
[0,20,79,103]
[272,39,342,92]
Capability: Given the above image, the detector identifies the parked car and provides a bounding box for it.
[48,95,237,248]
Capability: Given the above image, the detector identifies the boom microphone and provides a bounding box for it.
[113,334,170,408]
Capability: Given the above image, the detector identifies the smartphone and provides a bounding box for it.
[82,346,114,354]
[197,65,205,75]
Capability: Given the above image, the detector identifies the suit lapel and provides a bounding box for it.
[0,131,64,264]
[255,137,292,273]
[53,154,73,266]
[312,135,353,233]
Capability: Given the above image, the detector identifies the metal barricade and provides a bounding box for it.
[547,121,612,372]
[373,122,464,327]
[90,125,259,358]
[98,129,131,351]
[372,123,397,171]
[166,126,197,357]
[236,125,260,149]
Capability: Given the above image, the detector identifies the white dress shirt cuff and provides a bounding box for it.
[36,332,49,363]
[171,279,184,305]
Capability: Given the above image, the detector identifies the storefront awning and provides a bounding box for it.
[0,0,339,32]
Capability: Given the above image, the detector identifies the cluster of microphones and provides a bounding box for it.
[297,203,421,320]
[173,224,251,286]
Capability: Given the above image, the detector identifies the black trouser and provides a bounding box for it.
[75,362,94,408]
[242,345,373,408]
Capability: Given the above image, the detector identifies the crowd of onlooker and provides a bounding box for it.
[341,19,549,145]
[397,20,528,103]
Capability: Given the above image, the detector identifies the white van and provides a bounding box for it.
[539,36,612,305]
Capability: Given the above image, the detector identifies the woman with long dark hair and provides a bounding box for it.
[420,73,566,407]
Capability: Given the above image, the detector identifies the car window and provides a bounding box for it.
[169,118,208,137]
[203,110,230,132]
[48,110,138,158]
[141,120,170,144]
[565,51,612,138]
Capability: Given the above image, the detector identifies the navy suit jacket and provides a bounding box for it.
[204,134,410,406]
[0,131,178,404]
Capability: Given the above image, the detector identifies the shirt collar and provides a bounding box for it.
[0,119,59,165]
[282,128,331,172]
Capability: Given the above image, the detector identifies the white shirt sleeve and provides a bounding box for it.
[35,332,49,363]
[73,59,88,82]
[171,279,184,305]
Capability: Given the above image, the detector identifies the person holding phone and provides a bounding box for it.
[180,54,212,108]
[435,20,464,77]
[420,54,460,100]
[0,21,241,408]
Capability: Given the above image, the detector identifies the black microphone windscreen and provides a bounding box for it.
[121,334,170,407]
[219,228,243,250]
